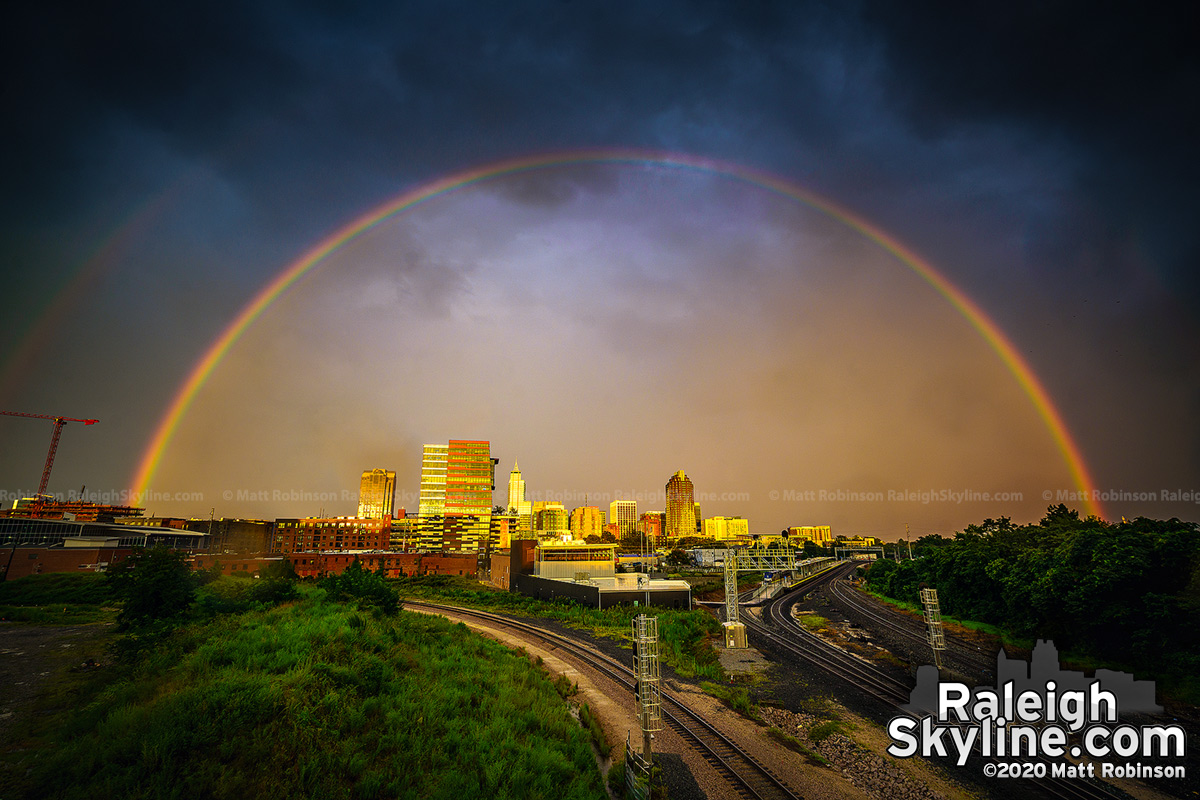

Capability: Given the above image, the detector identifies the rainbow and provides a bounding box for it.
[127,149,1104,519]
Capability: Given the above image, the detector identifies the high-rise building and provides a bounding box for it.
[417,440,498,552]
[703,516,749,541]
[693,501,702,534]
[506,461,533,539]
[609,499,637,538]
[665,470,696,539]
[535,502,568,536]
[637,510,665,544]
[418,444,448,517]
[569,506,605,540]
[357,469,396,519]
[444,440,498,552]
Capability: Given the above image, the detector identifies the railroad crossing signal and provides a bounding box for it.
[920,587,946,669]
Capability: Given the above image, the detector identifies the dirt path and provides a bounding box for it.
[0,622,113,745]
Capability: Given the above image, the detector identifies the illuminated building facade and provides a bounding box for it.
[506,461,533,538]
[693,502,702,533]
[357,469,396,518]
[702,516,749,541]
[568,506,604,540]
[788,525,833,544]
[608,499,637,538]
[665,470,696,539]
[535,502,568,536]
[444,440,498,552]
[418,444,448,517]
[636,511,664,544]
[273,517,391,554]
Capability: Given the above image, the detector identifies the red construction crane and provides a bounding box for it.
[1,411,99,495]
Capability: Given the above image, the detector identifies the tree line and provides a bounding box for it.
[865,505,1200,693]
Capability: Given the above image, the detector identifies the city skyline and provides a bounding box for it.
[2,6,1196,538]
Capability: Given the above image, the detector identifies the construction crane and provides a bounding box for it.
[1,411,99,495]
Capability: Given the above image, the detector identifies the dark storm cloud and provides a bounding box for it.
[860,2,1200,301]
[3,0,1198,525]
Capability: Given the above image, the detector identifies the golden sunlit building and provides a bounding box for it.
[608,499,637,538]
[702,516,749,541]
[568,506,605,540]
[444,440,498,552]
[665,470,696,539]
[788,525,833,544]
[357,468,396,518]
[534,501,568,536]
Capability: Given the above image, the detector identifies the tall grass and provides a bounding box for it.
[393,575,724,680]
[6,586,606,800]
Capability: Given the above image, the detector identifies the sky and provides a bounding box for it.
[1,2,1197,539]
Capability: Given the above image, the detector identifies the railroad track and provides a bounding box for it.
[744,565,1125,800]
[403,600,802,800]
[826,578,995,677]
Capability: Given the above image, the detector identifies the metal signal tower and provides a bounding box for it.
[722,546,835,648]
[920,587,946,669]
[0,411,99,495]
[626,614,662,798]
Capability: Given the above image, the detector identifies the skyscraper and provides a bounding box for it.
[507,461,531,515]
[357,469,396,519]
[444,440,498,552]
[665,470,696,539]
[609,499,637,538]
[506,461,534,539]
[418,444,448,518]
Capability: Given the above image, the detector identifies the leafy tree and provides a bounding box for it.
[105,547,200,629]
[320,558,400,616]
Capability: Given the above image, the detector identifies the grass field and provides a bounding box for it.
[1,581,607,800]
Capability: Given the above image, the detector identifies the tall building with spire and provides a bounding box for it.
[357,469,396,518]
[507,461,533,538]
[665,470,696,539]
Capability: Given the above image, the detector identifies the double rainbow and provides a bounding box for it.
[125,149,1103,519]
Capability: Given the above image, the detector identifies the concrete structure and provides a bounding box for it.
[664,471,696,540]
[0,517,207,550]
[0,517,208,580]
[357,469,396,518]
[703,516,749,541]
[506,541,690,610]
[608,499,637,538]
